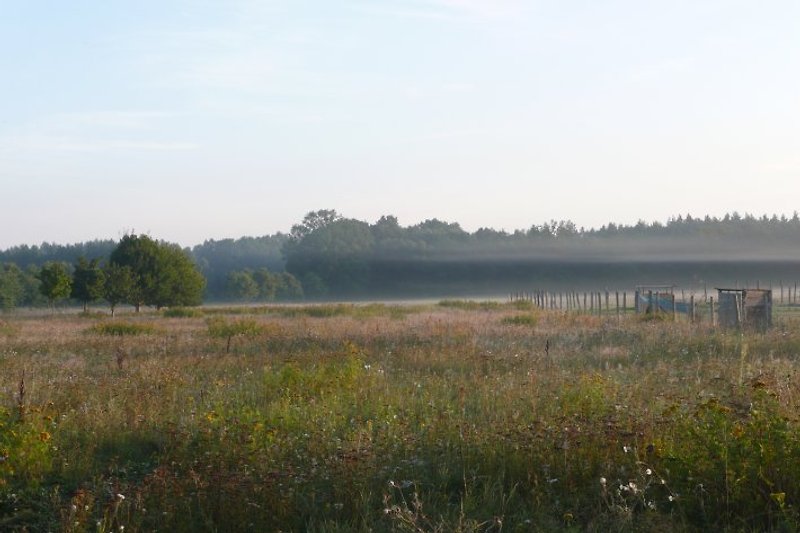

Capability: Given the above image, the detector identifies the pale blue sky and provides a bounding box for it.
[1,0,799,248]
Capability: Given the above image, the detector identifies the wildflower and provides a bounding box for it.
[116,493,125,501]
[599,477,606,486]
[668,495,674,502]
[39,431,51,442]
[645,468,652,476]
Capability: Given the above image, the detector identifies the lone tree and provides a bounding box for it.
[109,234,205,311]
[37,262,72,308]
[71,257,106,312]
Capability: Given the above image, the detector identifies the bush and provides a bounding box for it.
[207,317,263,353]
[502,314,538,327]
[438,300,502,311]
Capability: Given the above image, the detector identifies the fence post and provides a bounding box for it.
[690,295,695,324]
[710,296,715,327]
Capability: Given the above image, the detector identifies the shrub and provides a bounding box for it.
[207,317,263,353]
[502,314,538,327]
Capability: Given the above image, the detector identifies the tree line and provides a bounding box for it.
[0,234,205,313]
[4,210,800,305]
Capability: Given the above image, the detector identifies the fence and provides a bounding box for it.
[510,284,786,330]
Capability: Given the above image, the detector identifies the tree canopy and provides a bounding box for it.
[109,234,205,311]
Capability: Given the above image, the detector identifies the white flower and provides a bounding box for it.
[599,477,607,486]
[116,493,125,501]
[645,468,652,476]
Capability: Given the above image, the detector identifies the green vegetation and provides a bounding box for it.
[2,304,800,530]
[71,257,105,312]
[501,313,538,326]
[6,210,800,301]
[109,234,205,311]
[37,262,72,307]
[206,317,263,353]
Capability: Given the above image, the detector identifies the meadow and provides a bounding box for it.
[2,301,800,531]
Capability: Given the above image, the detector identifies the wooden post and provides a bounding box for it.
[671,293,677,321]
[734,293,742,327]
[623,292,627,313]
[690,295,695,324]
[615,291,620,321]
[648,290,653,314]
[710,296,715,327]
[605,291,609,312]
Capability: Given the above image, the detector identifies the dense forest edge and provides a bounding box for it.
[3,210,800,310]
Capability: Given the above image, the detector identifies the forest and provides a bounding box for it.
[2,210,800,309]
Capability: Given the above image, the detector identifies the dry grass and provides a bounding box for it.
[1,303,800,531]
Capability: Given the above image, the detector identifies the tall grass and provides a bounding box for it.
[0,303,799,530]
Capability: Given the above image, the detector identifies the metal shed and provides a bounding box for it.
[716,288,772,331]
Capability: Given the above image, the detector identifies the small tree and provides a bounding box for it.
[37,262,72,308]
[72,257,106,312]
[207,317,262,353]
[104,263,135,317]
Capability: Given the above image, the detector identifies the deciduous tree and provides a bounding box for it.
[37,262,72,308]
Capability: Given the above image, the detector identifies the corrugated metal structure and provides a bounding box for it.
[716,288,772,331]
[635,285,676,314]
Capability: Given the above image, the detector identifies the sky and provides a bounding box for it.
[1,0,799,249]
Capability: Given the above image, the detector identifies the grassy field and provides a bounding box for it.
[2,301,800,531]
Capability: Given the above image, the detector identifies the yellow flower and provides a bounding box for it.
[39,431,51,442]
